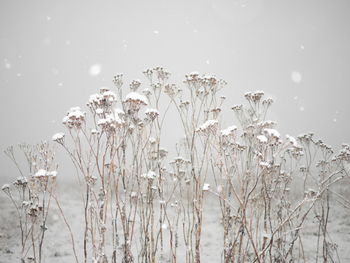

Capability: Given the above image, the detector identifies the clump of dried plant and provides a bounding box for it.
[3,68,350,263]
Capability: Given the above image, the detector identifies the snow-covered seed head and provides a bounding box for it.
[257,135,268,144]
[63,107,85,129]
[141,170,157,180]
[196,120,218,135]
[286,134,299,148]
[34,169,47,177]
[52,132,65,143]
[97,114,124,133]
[220,125,237,137]
[123,92,148,112]
[13,176,28,187]
[99,86,110,93]
[145,108,160,121]
[263,128,280,139]
[101,90,117,104]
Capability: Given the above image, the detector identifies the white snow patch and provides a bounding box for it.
[263,128,280,138]
[221,125,237,136]
[257,135,268,143]
[52,132,65,141]
[124,92,148,105]
[203,183,210,191]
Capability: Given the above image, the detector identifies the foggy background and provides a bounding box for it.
[1,0,350,183]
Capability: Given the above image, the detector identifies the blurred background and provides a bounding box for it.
[1,0,350,182]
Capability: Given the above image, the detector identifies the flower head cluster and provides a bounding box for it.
[87,89,117,111]
[97,113,125,133]
[196,120,218,135]
[130,79,141,91]
[169,156,191,168]
[286,134,300,148]
[257,135,268,144]
[144,108,160,121]
[220,125,237,137]
[62,107,86,128]
[244,91,265,103]
[263,128,282,145]
[141,170,157,180]
[143,67,170,83]
[164,84,181,98]
[335,144,350,162]
[123,92,148,112]
[113,74,123,89]
[52,132,65,143]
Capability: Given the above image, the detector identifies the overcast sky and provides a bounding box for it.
[1,0,350,182]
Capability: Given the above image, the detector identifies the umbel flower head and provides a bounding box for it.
[123,92,148,112]
[196,120,218,135]
[62,107,86,129]
[87,89,117,110]
[52,132,65,143]
[144,108,160,121]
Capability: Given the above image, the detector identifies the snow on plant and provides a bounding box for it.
[52,68,349,263]
[2,142,58,263]
[2,67,350,263]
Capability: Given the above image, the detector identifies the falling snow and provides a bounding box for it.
[299,106,305,112]
[291,71,302,83]
[89,64,102,76]
[4,59,11,69]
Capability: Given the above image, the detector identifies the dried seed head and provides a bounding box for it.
[113,74,123,89]
[52,132,65,143]
[196,120,218,135]
[130,79,141,91]
[144,108,160,121]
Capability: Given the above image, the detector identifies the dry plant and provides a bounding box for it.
[2,142,58,263]
[3,68,350,263]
